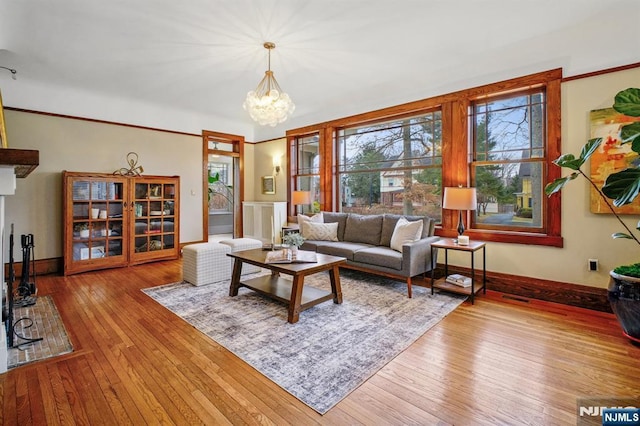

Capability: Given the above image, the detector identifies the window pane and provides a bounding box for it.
[473,91,546,161]
[297,135,320,175]
[296,175,320,214]
[337,111,442,221]
[473,161,544,229]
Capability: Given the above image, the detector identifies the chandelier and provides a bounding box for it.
[243,42,295,127]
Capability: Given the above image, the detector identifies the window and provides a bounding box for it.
[471,89,546,232]
[336,111,442,221]
[286,69,562,246]
[291,133,321,214]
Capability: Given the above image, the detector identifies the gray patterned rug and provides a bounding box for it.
[143,270,465,414]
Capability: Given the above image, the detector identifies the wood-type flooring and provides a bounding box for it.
[1,260,639,425]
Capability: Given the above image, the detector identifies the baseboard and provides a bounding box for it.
[4,257,62,279]
[4,257,612,312]
[434,266,611,313]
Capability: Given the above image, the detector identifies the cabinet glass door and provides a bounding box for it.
[132,180,177,257]
[70,177,126,262]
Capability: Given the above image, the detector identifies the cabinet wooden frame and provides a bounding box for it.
[62,171,180,275]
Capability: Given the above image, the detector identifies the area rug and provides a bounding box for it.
[143,271,465,414]
[7,295,74,369]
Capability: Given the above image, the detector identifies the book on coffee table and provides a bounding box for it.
[265,249,317,264]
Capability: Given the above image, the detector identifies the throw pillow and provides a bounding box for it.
[298,212,324,238]
[303,222,339,241]
[390,217,424,252]
[343,214,383,245]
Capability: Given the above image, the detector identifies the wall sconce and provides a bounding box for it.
[273,155,282,176]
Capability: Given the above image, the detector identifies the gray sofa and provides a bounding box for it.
[298,212,439,297]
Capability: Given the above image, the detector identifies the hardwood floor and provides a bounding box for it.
[2,260,639,425]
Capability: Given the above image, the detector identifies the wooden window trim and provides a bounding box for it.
[286,69,563,247]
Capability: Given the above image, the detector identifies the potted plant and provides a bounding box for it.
[282,232,305,250]
[545,87,640,344]
[74,222,90,238]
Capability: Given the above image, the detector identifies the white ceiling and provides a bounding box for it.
[1,0,639,141]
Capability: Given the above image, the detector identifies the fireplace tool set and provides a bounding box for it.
[4,225,42,348]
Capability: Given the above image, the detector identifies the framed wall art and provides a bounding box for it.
[261,175,275,195]
[589,107,640,214]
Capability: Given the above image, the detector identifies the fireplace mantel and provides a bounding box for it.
[0,148,39,178]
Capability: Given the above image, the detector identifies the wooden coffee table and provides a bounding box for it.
[227,248,346,323]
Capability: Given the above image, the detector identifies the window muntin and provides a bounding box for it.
[337,112,443,221]
[471,89,547,232]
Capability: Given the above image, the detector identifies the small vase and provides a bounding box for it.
[608,271,640,345]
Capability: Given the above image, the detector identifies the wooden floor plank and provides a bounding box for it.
[1,259,638,425]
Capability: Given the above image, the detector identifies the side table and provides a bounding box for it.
[430,238,486,304]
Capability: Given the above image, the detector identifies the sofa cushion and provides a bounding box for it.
[390,217,424,252]
[353,246,403,271]
[303,221,339,241]
[316,241,373,261]
[298,212,324,238]
[322,212,348,241]
[380,214,432,246]
[343,214,383,245]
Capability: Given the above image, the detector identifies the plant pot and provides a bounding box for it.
[608,271,640,345]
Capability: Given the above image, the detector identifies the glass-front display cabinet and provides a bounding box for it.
[63,172,180,275]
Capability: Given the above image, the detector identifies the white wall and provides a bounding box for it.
[4,111,203,261]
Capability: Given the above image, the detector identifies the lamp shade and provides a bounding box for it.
[292,190,311,206]
[442,187,477,210]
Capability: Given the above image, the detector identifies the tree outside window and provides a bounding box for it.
[337,112,442,221]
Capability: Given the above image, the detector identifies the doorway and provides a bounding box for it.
[202,131,244,242]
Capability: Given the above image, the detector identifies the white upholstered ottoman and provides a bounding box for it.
[182,242,231,286]
[219,237,263,275]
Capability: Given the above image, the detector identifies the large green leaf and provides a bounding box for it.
[544,173,578,196]
[612,232,634,240]
[552,139,601,170]
[613,88,640,117]
[602,168,640,206]
[619,122,640,152]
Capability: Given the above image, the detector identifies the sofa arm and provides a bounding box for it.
[402,236,440,277]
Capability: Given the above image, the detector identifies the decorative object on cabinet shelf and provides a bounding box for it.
[113,152,144,176]
[442,186,477,244]
[74,223,89,238]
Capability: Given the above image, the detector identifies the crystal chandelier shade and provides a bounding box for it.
[243,42,295,127]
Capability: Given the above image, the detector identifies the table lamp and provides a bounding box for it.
[442,186,477,244]
[292,190,311,215]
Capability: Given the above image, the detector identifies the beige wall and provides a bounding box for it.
[446,67,640,289]
[4,67,639,289]
[249,138,287,203]
[4,111,204,260]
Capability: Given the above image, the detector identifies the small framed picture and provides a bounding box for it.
[261,176,275,195]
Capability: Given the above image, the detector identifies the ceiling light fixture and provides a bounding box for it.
[242,42,295,127]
